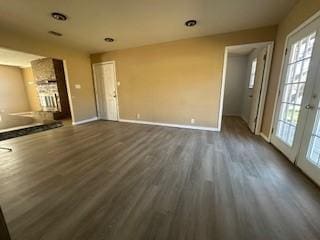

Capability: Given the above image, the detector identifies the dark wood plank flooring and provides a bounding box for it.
[0,117,320,240]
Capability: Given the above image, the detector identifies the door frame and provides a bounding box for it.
[269,10,320,143]
[92,61,120,121]
[270,24,320,162]
[218,41,274,135]
[62,60,75,122]
[59,60,75,123]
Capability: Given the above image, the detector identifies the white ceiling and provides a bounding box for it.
[0,0,298,53]
[0,48,44,68]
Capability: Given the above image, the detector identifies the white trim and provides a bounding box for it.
[119,119,219,131]
[92,63,101,118]
[218,49,229,131]
[72,117,98,125]
[255,42,274,135]
[260,132,270,142]
[62,60,75,123]
[269,9,320,142]
[112,61,120,121]
[218,41,274,134]
[269,40,289,142]
[92,61,120,121]
[10,111,33,115]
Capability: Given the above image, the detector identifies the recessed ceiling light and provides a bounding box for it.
[51,12,68,21]
[185,20,197,27]
[104,38,114,42]
[48,31,63,37]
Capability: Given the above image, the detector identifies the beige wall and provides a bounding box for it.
[91,26,277,128]
[0,1,315,130]
[0,28,97,123]
[0,65,30,113]
[22,67,41,111]
[262,0,320,136]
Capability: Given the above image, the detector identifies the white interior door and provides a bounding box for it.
[298,93,320,185]
[271,17,320,162]
[248,47,267,133]
[93,62,119,121]
[297,32,320,185]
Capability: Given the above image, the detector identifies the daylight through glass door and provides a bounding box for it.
[276,32,316,146]
[307,101,320,167]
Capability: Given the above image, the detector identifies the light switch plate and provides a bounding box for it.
[75,84,81,89]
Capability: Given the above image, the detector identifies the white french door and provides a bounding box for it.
[296,37,320,185]
[298,95,320,185]
[272,16,320,162]
[272,16,320,184]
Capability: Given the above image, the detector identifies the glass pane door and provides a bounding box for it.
[271,16,320,162]
[275,32,316,146]
[297,81,320,186]
[273,15,320,184]
[307,101,320,167]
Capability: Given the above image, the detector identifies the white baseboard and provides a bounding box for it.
[119,119,219,132]
[72,117,98,125]
[260,132,270,142]
[10,111,33,115]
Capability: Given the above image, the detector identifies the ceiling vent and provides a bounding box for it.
[48,31,63,37]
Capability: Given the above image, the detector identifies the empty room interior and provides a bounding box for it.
[0,0,320,239]
[0,48,72,141]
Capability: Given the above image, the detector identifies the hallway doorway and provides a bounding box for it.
[220,42,274,135]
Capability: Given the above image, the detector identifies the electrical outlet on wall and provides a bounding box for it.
[191,118,195,124]
[136,113,140,119]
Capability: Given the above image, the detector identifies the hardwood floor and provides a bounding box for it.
[0,117,320,240]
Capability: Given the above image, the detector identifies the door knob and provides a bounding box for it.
[305,104,314,109]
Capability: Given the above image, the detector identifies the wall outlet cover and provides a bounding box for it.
[75,84,81,89]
